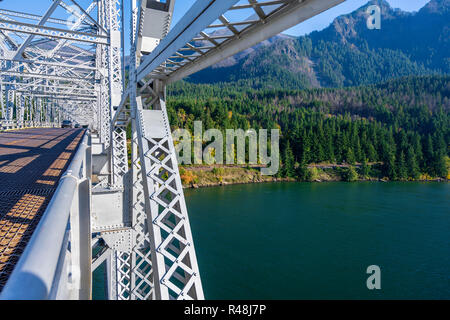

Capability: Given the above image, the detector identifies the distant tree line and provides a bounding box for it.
[167,76,449,180]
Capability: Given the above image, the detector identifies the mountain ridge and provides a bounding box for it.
[185,0,449,89]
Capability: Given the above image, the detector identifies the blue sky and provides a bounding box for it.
[0,0,431,52]
[171,0,431,36]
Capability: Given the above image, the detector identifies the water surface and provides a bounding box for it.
[185,182,450,299]
[93,182,450,299]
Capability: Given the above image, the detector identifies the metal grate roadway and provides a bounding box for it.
[0,128,85,291]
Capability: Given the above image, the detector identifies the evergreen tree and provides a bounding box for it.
[424,134,434,174]
[406,146,420,179]
[381,141,396,179]
[367,142,377,162]
[343,166,358,182]
[361,157,370,179]
[295,160,309,181]
[397,151,408,180]
[433,150,448,178]
[301,129,311,164]
[354,137,363,163]
[325,135,335,162]
[346,147,356,165]
[282,141,295,178]
[432,134,448,178]
[412,133,424,169]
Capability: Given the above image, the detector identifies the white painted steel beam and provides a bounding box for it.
[136,0,345,84]
[167,0,345,83]
[0,19,109,45]
[137,0,240,82]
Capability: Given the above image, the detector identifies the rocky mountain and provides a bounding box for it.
[185,0,450,89]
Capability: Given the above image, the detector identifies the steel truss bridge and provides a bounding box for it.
[0,0,344,300]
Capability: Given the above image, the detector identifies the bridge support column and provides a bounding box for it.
[6,88,14,124]
[17,94,24,128]
[0,84,5,121]
[133,80,204,300]
[92,0,204,300]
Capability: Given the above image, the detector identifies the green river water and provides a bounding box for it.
[94,182,450,299]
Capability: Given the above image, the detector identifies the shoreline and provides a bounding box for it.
[180,165,448,189]
[184,178,448,189]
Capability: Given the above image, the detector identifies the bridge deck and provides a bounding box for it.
[0,128,84,291]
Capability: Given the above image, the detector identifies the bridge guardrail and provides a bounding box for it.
[1,120,60,131]
[0,120,17,130]
[0,131,92,300]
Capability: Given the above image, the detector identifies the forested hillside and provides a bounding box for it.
[187,0,449,89]
[167,76,450,181]
[161,1,450,184]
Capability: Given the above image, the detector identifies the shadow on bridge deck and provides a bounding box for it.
[0,128,85,291]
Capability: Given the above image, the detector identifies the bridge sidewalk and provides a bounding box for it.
[0,128,85,291]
